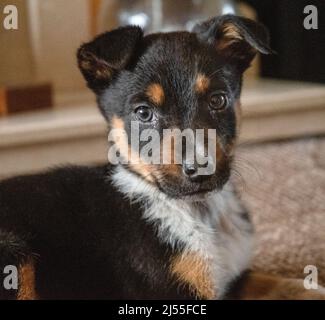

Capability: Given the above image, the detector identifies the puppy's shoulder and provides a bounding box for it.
[0,164,116,223]
[0,164,110,197]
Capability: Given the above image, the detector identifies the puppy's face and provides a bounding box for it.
[78,15,271,198]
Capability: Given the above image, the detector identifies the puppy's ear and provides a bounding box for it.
[77,26,143,92]
[193,15,273,72]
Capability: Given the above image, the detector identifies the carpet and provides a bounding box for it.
[235,137,325,285]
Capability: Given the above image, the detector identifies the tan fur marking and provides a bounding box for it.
[131,162,155,183]
[217,39,238,51]
[158,129,183,177]
[146,83,165,106]
[195,74,210,94]
[111,116,125,130]
[111,116,154,182]
[223,23,243,41]
[215,138,225,163]
[17,259,37,300]
[80,60,92,71]
[79,50,111,79]
[171,253,215,299]
[216,23,244,51]
[95,67,111,79]
[160,164,182,177]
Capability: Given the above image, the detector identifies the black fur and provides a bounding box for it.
[77,15,271,198]
[0,165,192,299]
[0,15,271,299]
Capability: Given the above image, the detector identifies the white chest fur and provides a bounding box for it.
[112,166,254,298]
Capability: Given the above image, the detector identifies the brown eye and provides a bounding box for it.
[135,105,153,122]
[209,93,229,111]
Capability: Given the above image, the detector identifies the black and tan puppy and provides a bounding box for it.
[0,15,324,300]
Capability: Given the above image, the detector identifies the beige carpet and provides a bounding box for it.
[235,137,325,285]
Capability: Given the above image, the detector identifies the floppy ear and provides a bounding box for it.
[193,15,273,72]
[77,26,143,92]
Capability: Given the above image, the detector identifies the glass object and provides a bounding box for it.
[100,0,239,33]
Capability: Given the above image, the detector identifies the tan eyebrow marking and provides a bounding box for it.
[146,83,165,106]
[195,73,210,94]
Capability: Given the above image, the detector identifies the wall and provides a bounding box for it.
[0,0,90,91]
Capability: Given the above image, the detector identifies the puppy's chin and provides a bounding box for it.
[158,185,217,200]
[154,171,230,200]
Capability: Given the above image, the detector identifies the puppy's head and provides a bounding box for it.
[77,15,272,198]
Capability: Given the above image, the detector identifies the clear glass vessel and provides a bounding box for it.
[99,0,239,33]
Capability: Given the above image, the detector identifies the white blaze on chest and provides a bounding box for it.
[112,166,253,298]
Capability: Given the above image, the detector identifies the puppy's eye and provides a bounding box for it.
[209,93,229,111]
[135,105,153,122]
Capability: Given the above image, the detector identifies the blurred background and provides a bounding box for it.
[0,0,324,283]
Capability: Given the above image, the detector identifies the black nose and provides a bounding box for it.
[182,162,212,182]
[183,163,198,178]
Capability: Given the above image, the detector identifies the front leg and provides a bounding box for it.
[0,231,37,300]
[228,272,325,300]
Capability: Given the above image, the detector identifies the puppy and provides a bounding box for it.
[0,15,324,300]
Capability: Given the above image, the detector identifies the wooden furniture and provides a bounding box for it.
[0,82,53,116]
